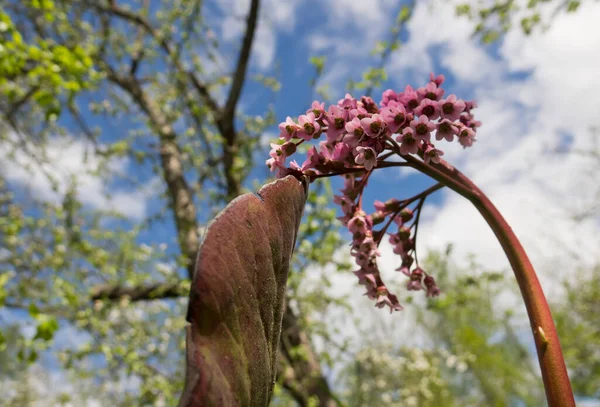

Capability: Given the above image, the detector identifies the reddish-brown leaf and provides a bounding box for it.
[178,175,308,407]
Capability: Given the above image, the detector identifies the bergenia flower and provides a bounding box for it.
[380,89,399,107]
[348,210,368,235]
[307,100,326,120]
[457,126,476,148]
[396,127,419,155]
[326,105,348,143]
[354,146,377,170]
[278,116,301,141]
[360,114,386,138]
[410,115,436,142]
[439,94,466,121]
[398,85,420,112]
[423,143,444,164]
[349,105,369,120]
[360,96,379,114]
[415,98,441,120]
[265,157,285,175]
[436,119,458,142]
[338,93,358,110]
[344,117,365,143]
[407,268,424,291]
[424,275,440,297]
[418,81,444,101]
[429,72,445,86]
[269,142,296,159]
[380,102,407,133]
[297,112,321,141]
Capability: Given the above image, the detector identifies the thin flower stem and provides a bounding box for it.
[405,155,575,407]
[309,167,366,180]
[374,183,443,246]
[411,197,426,267]
[375,212,399,246]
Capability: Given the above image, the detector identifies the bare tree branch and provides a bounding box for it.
[106,67,199,279]
[223,0,260,122]
[89,1,221,115]
[90,282,187,301]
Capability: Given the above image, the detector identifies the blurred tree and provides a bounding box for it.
[555,264,600,398]
[455,0,588,43]
[1,0,344,405]
[1,0,598,406]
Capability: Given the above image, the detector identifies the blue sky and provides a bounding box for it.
[2,0,600,404]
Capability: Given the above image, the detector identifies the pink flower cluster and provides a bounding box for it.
[267,73,480,312]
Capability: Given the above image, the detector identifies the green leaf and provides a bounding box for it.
[33,315,59,341]
[309,56,326,76]
[567,1,580,12]
[28,302,40,318]
[398,6,412,23]
[456,4,471,17]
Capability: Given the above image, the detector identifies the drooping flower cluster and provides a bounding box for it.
[267,73,479,312]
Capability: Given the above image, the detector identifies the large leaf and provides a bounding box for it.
[179,175,309,407]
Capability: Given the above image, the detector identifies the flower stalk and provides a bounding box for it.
[407,155,575,407]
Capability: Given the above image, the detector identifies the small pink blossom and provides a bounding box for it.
[345,117,365,139]
[348,210,368,235]
[307,100,326,120]
[429,72,445,86]
[380,89,399,107]
[439,94,466,121]
[334,194,355,215]
[348,106,369,120]
[396,127,420,155]
[464,100,478,114]
[436,119,458,142]
[423,144,444,164]
[410,115,436,142]
[326,105,348,142]
[407,268,424,291]
[418,81,444,101]
[399,85,420,112]
[338,93,358,110]
[278,116,301,141]
[424,275,440,297]
[360,114,386,138]
[297,112,321,141]
[375,293,394,311]
[415,98,441,121]
[457,126,476,148]
[354,146,377,171]
[265,157,286,176]
[354,269,377,286]
[360,96,379,114]
[380,102,407,133]
[269,142,296,159]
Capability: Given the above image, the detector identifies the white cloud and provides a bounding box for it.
[303,0,401,95]
[216,0,301,70]
[0,134,152,219]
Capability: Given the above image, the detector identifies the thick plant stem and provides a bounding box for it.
[406,156,575,407]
